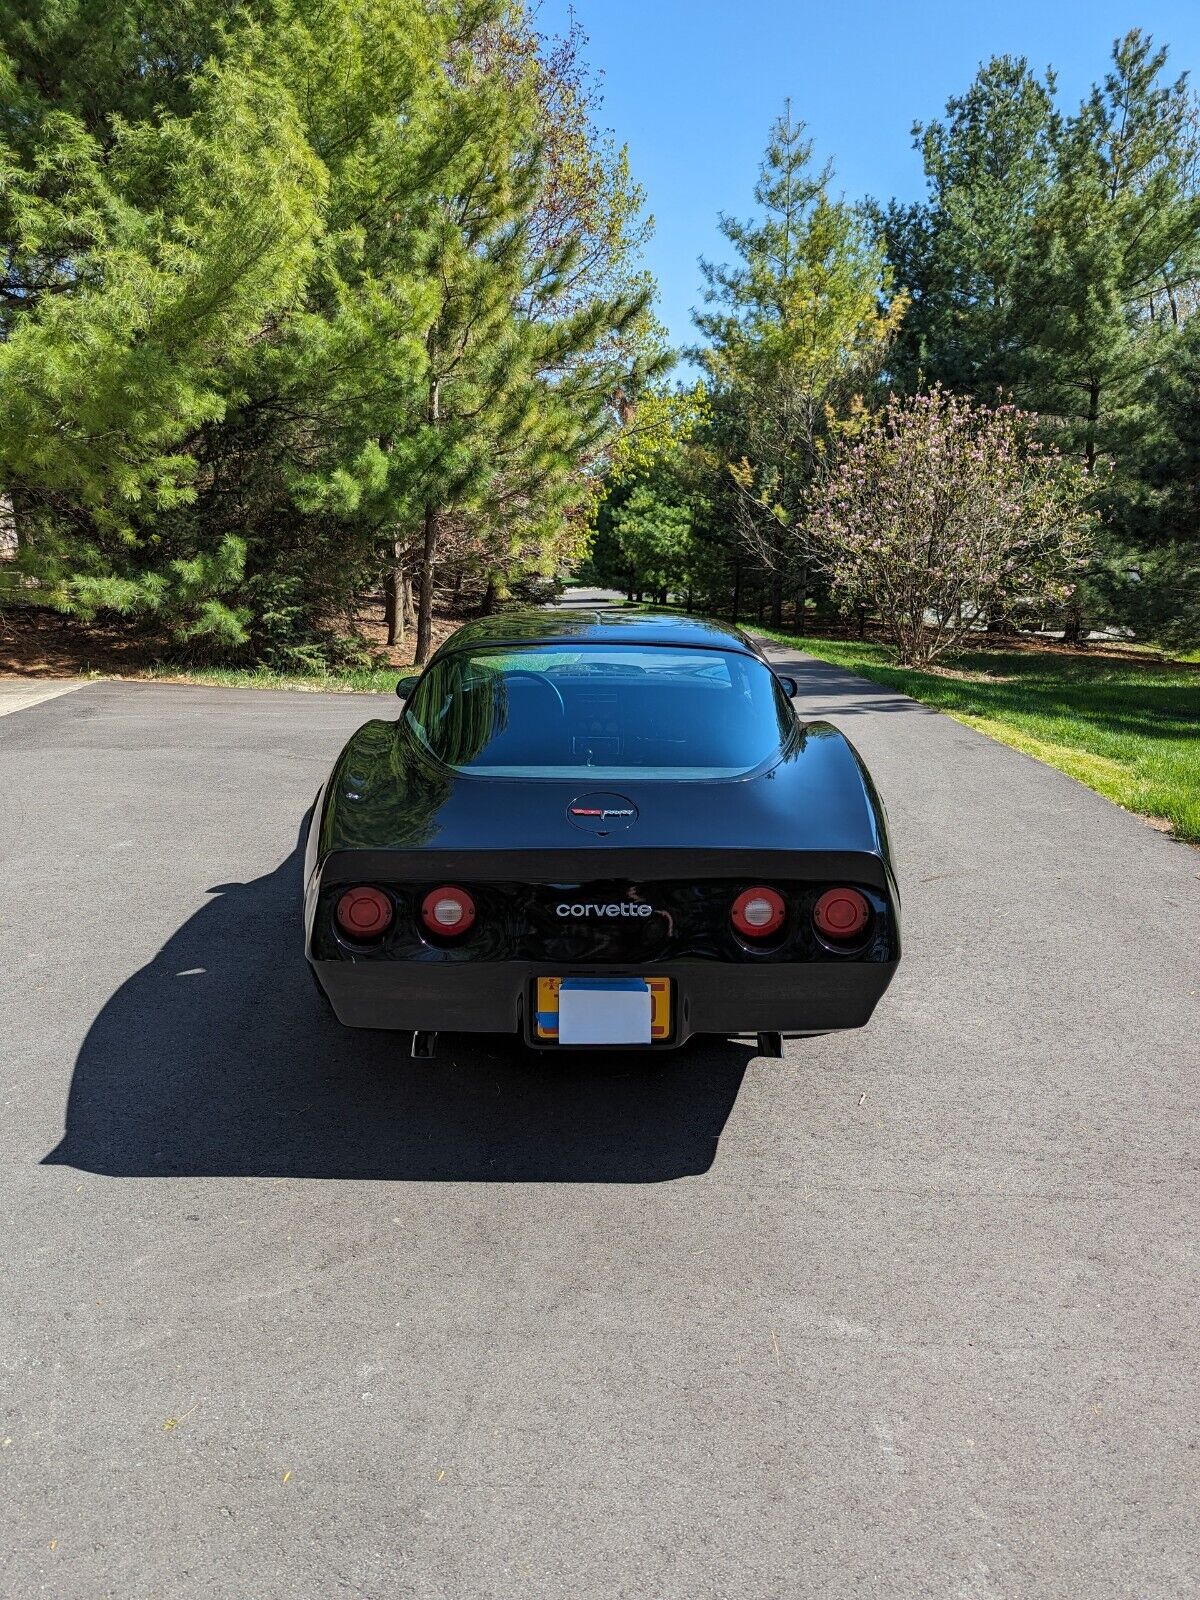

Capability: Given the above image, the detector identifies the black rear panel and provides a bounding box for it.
[309,875,898,968]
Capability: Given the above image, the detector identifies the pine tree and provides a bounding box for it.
[880,32,1200,642]
[0,2,657,659]
[1020,32,1200,469]
[878,56,1059,395]
[590,383,710,602]
[694,106,904,626]
[402,24,650,663]
[0,4,323,641]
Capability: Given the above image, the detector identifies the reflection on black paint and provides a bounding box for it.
[318,718,451,852]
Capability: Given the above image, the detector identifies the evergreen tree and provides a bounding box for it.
[880,32,1200,642]
[1020,32,1200,470]
[878,56,1059,395]
[402,37,649,664]
[0,4,324,641]
[0,1,656,659]
[1112,313,1200,646]
[589,383,709,602]
[695,107,904,626]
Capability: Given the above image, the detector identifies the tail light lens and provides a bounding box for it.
[813,887,870,943]
[731,886,786,938]
[421,885,475,936]
[335,885,394,939]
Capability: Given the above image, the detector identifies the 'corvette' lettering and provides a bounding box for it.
[555,903,654,918]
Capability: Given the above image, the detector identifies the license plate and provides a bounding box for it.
[535,977,671,1045]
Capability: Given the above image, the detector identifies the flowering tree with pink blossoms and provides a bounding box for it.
[806,387,1094,665]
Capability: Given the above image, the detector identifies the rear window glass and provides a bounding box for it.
[404,644,795,779]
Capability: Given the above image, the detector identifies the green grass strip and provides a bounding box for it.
[751,625,1200,845]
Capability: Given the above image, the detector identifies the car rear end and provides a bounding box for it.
[307,847,899,1048]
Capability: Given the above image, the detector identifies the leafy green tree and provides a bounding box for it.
[1024,35,1199,454]
[1023,32,1200,638]
[1111,314,1200,646]
[609,487,692,603]
[0,8,324,641]
[403,59,650,663]
[589,383,709,600]
[879,33,1200,643]
[451,9,664,621]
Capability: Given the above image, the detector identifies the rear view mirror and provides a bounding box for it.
[776,675,799,698]
[396,674,420,700]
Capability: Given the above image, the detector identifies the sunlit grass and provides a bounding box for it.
[138,662,401,695]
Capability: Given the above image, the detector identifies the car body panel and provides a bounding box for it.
[314,715,890,860]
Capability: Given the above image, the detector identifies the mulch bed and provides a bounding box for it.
[0,599,470,677]
[0,606,148,678]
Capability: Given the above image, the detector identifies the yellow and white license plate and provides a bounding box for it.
[535,976,671,1044]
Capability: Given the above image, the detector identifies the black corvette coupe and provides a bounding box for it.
[304,610,900,1056]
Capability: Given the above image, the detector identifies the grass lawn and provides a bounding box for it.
[753,626,1200,846]
[136,661,403,695]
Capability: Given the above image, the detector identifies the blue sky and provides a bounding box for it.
[535,0,1200,361]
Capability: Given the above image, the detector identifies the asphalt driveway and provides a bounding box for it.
[1,669,1196,1598]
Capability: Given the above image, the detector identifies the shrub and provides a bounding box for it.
[807,387,1094,664]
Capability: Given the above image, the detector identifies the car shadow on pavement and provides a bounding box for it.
[43,835,751,1183]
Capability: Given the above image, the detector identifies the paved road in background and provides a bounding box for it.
[1,635,1197,1596]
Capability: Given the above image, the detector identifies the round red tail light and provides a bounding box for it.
[731,886,786,939]
[813,887,870,942]
[421,885,476,936]
[335,885,393,939]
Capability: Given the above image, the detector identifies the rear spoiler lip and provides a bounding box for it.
[316,846,893,894]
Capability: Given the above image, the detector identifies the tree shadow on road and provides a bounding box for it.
[760,654,935,717]
[43,831,750,1183]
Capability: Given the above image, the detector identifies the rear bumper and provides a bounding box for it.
[311,958,898,1044]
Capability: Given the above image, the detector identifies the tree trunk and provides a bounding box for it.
[480,578,497,616]
[0,493,20,560]
[414,502,439,666]
[770,567,783,629]
[384,571,401,646]
[383,541,405,646]
[1166,276,1179,327]
[413,373,441,667]
[1084,381,1100,472]
[731,561,741,624]
[793,563,808,629]
[1072,381,1097,645]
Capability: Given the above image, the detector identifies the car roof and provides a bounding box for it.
[432,609,760,657]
